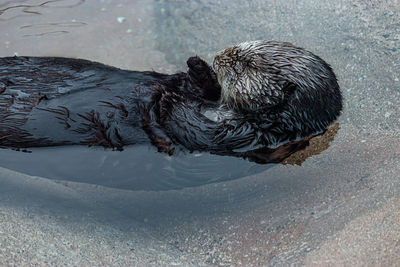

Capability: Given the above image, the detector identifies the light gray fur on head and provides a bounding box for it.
[213,40,330,111]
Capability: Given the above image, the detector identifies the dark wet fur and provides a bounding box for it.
[0,56,220,151]
[0,57,177,150]
[0,49,342,163]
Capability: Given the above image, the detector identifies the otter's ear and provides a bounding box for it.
[187,56,221,101]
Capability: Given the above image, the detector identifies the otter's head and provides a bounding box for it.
[213,40,287,111]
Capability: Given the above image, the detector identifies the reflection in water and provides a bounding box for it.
[0,145,270,191]
[0,123,338,191]
[221,123,339,165]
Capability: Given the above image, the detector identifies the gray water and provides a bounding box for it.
[0,146,270,190]
[0,0,399,265]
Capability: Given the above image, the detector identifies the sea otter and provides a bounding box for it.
[0,41,342,163]
[160,41,342,159]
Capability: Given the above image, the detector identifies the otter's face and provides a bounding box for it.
[213,40,285,111]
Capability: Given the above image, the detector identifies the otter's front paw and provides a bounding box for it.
[187,56,221,101]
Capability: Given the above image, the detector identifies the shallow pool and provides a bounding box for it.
[0,0,399,265]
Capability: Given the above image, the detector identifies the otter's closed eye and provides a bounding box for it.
[234,61,245,73]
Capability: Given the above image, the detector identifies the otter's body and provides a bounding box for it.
[0,41,342,163]
[0,56,220,153]
[0,57,168,150]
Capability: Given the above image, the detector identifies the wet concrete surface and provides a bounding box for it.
[0,0,399,266]
[0,167,208,266]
